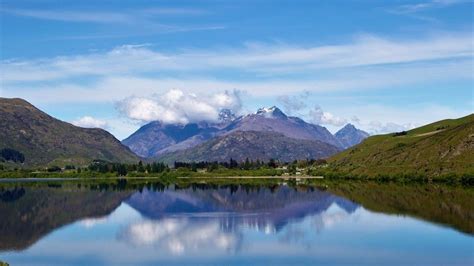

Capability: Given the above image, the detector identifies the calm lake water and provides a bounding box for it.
[0,181,473,266]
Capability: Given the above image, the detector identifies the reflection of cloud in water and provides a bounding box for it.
[312,204,352,232]
[278,203,355,246]
[119,218,241,255]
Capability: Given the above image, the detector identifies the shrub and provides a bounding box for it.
[47,166,62,172]
[393,131,407,137]
[0,148,25,163]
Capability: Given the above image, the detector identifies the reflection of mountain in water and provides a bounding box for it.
[119,185,359,254]
[126,185,359,233]
[0,186,131,251]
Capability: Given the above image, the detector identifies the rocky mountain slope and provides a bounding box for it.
[335,123,370,148]
[223,106,342,148]
[157,130,341,163]
[0,98,138,167]
[122,121,220,158]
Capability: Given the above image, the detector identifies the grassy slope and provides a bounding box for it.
[328,114,474,178]
[0,98,139,167]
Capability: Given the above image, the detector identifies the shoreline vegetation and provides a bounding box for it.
[0,159,472,185]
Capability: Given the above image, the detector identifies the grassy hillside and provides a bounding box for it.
[327,114,474,179]
[0,98,139,167]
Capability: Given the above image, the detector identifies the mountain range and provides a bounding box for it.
[123,106,368,162]
[0,98,369,167]
[0,98,138,167]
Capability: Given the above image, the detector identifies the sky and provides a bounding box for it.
[0,0,473,139]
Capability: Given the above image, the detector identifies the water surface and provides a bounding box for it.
[0,181,473,265]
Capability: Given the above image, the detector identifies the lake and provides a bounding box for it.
[0,180,473,265]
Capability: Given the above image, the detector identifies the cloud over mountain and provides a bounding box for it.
[308,106,347,127]
[116,89,242,124]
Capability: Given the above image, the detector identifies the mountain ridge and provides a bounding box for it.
[123,106,352,159]
[335,123,370,149]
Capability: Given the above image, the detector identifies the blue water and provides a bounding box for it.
[0,183,473,265]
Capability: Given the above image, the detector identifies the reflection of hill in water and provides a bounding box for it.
[0,186,131,251]
[328,182,474,235]
[126,185,359,232]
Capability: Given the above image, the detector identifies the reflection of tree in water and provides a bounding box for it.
[0,187,25,202]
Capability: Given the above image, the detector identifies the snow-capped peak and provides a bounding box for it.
[255,106,287,118]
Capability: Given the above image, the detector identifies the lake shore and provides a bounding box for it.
[0,175,324,182]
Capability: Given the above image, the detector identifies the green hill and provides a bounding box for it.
[0,98,139,167]
[328,114,474,179]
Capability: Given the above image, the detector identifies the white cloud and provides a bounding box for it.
[308,106,347,127]
[277,92,310,115]
[0,8,222,40]
[391,0,469,14]
[2,9,131,23]
[2,57,472,103]
[116,89,242,124]
[1,33,472,84]
[1,7,208,24]
[1,32,471,138]
[367,121,417,134]
[80,217,108,228]
[72,116,109,129]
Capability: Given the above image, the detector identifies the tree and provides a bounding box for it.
[229,158,238,168]
[268,158,277,168]
[243,158,251,170]
[117,164,128,176]
[137,161,145,173]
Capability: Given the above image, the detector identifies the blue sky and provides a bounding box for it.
[1,0,473,139]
